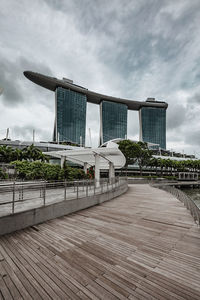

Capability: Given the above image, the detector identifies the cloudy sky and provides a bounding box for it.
[1,0,200,155]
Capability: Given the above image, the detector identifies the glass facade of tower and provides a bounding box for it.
[140,107,166,149]
[54,87,87,145]
[100,100,127,144]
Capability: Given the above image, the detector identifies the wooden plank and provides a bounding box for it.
[95,276,129,299]
[145,273,200,300]
[1,259,32,300]
[0,238,52,299]
[0,277,13,300]
[0,184,199,299]
[12,233,81,299]
[86,281,117,300]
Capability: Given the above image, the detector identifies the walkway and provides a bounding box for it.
[0,184,200,299]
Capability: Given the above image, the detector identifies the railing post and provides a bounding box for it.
[86,180,88,197]
[77,182,79,199]
[64,180,66,201]
[12,181,15,214]
[74,182,76,192]
[43,182,46,206]
[18,184,24,201]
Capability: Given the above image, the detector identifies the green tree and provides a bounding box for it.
[0,168,8,179]
[119,140,152,175]
[148,157,159,175]
[136,142,152,175]
[22,144,48,161]
[0,145,14,163]
[10,160,86,181]
[118,140,141,168]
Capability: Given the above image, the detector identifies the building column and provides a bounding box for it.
[95,154,100,187]
[109,162,115,184]
[84,162,88,174]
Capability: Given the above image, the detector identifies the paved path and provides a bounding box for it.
[0,184,200,299]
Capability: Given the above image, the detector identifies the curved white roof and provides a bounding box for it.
[43,142,126,169]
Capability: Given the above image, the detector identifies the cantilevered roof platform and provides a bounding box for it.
[24,71,168,110]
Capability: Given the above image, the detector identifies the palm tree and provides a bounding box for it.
[149,158,159,175]
[0,145,14,163]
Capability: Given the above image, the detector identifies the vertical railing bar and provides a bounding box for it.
[43,181,46,206]
[12,181,15,214]
[157,184,200,227]
[64,180,66,201]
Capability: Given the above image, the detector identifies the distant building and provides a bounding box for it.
[139,99,167,149]
[100,101,127,144]
[24,71,168,148]
[0,140,80,152]
[53,87,87,146]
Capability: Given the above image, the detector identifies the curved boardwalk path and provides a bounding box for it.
[0,184,200,299]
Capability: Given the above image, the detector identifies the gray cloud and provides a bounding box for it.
[184,130,200,146]
[0,56,52,107]
[11,124,50,142]
[1,0,200,152]
[0,59,24,106]
[189,93,200,104]
[167,104,187,130]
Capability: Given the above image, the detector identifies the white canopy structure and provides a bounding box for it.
[43,141,126,186]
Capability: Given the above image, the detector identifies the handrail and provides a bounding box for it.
[0,177,127,217]
[154,185,200,225]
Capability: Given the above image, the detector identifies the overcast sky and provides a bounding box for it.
[1,0,200,155]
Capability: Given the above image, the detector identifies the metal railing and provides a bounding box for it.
[156,185,200,225]
[0,177,127,217]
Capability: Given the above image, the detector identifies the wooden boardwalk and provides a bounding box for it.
[0,184,200,299]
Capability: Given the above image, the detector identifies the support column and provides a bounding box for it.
[95,154,100,187]
[61,156,65,168]
[84,162,88,174]
[109,162,115,184]
[139,109,143,142]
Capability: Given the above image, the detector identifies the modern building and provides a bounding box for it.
[0,140,81,152]
[54,87,87,145]
[24,71,168,149]
[100,101,127,144]
[139,98,166,149]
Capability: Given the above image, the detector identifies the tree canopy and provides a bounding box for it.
[118,140,152,174]
[0,144,48,163]
[11,160,87,181]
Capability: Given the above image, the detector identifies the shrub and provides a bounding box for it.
[10,161,86,181]
[0,168,8,179]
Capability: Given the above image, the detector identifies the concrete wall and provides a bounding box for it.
[128,178,175,184]
[0,182,128,236]
[128,178,150,184]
